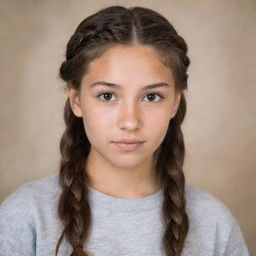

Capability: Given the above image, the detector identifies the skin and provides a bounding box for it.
[68,44,181,199]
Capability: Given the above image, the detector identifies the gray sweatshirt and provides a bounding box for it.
[0,174,250,256]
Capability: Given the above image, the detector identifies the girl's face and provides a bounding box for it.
[68,44,181,169]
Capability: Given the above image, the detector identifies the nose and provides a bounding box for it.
[117,101,142,131]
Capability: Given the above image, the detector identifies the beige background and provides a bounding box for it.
[0,0,255,254]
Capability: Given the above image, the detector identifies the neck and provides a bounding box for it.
[85,148,161,199]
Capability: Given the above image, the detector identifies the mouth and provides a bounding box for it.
[113,141,144,151]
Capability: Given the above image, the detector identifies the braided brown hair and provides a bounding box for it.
[56,5,190,256]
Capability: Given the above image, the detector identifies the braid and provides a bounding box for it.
[156,94,189,255]
[55,99,92,256]
[154,25,190,255]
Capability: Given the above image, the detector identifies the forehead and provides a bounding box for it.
[81,44,175,87]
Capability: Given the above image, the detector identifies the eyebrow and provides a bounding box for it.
[89,81,170,90]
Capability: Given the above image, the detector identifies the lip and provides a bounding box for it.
[113,142,144,151]
[113,139,145,143]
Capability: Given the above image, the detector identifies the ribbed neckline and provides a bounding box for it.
[51,173,163,212]
[87,185,163,212]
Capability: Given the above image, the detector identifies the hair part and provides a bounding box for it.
[56,5,190,256]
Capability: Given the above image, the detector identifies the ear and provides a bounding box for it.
[170,92,181,119]
[67,84,83,117]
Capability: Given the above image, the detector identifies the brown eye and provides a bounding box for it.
[143,93,163,103]
[97,92,117,102]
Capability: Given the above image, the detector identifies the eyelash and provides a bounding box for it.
[96,91,165,103]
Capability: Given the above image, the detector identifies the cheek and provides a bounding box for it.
[151,118,170,143]
[80,105,114,144]
[144,110,171,145]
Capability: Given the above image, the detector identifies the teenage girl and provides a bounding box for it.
[0,5,250,256]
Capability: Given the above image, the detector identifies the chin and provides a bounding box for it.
[109,155,150,169]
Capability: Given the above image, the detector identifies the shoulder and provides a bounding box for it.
[0,174,60,214]
[184,184,249,255]
[185,184,232,219]
[185,184,238,228]
[0,174,61,254]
